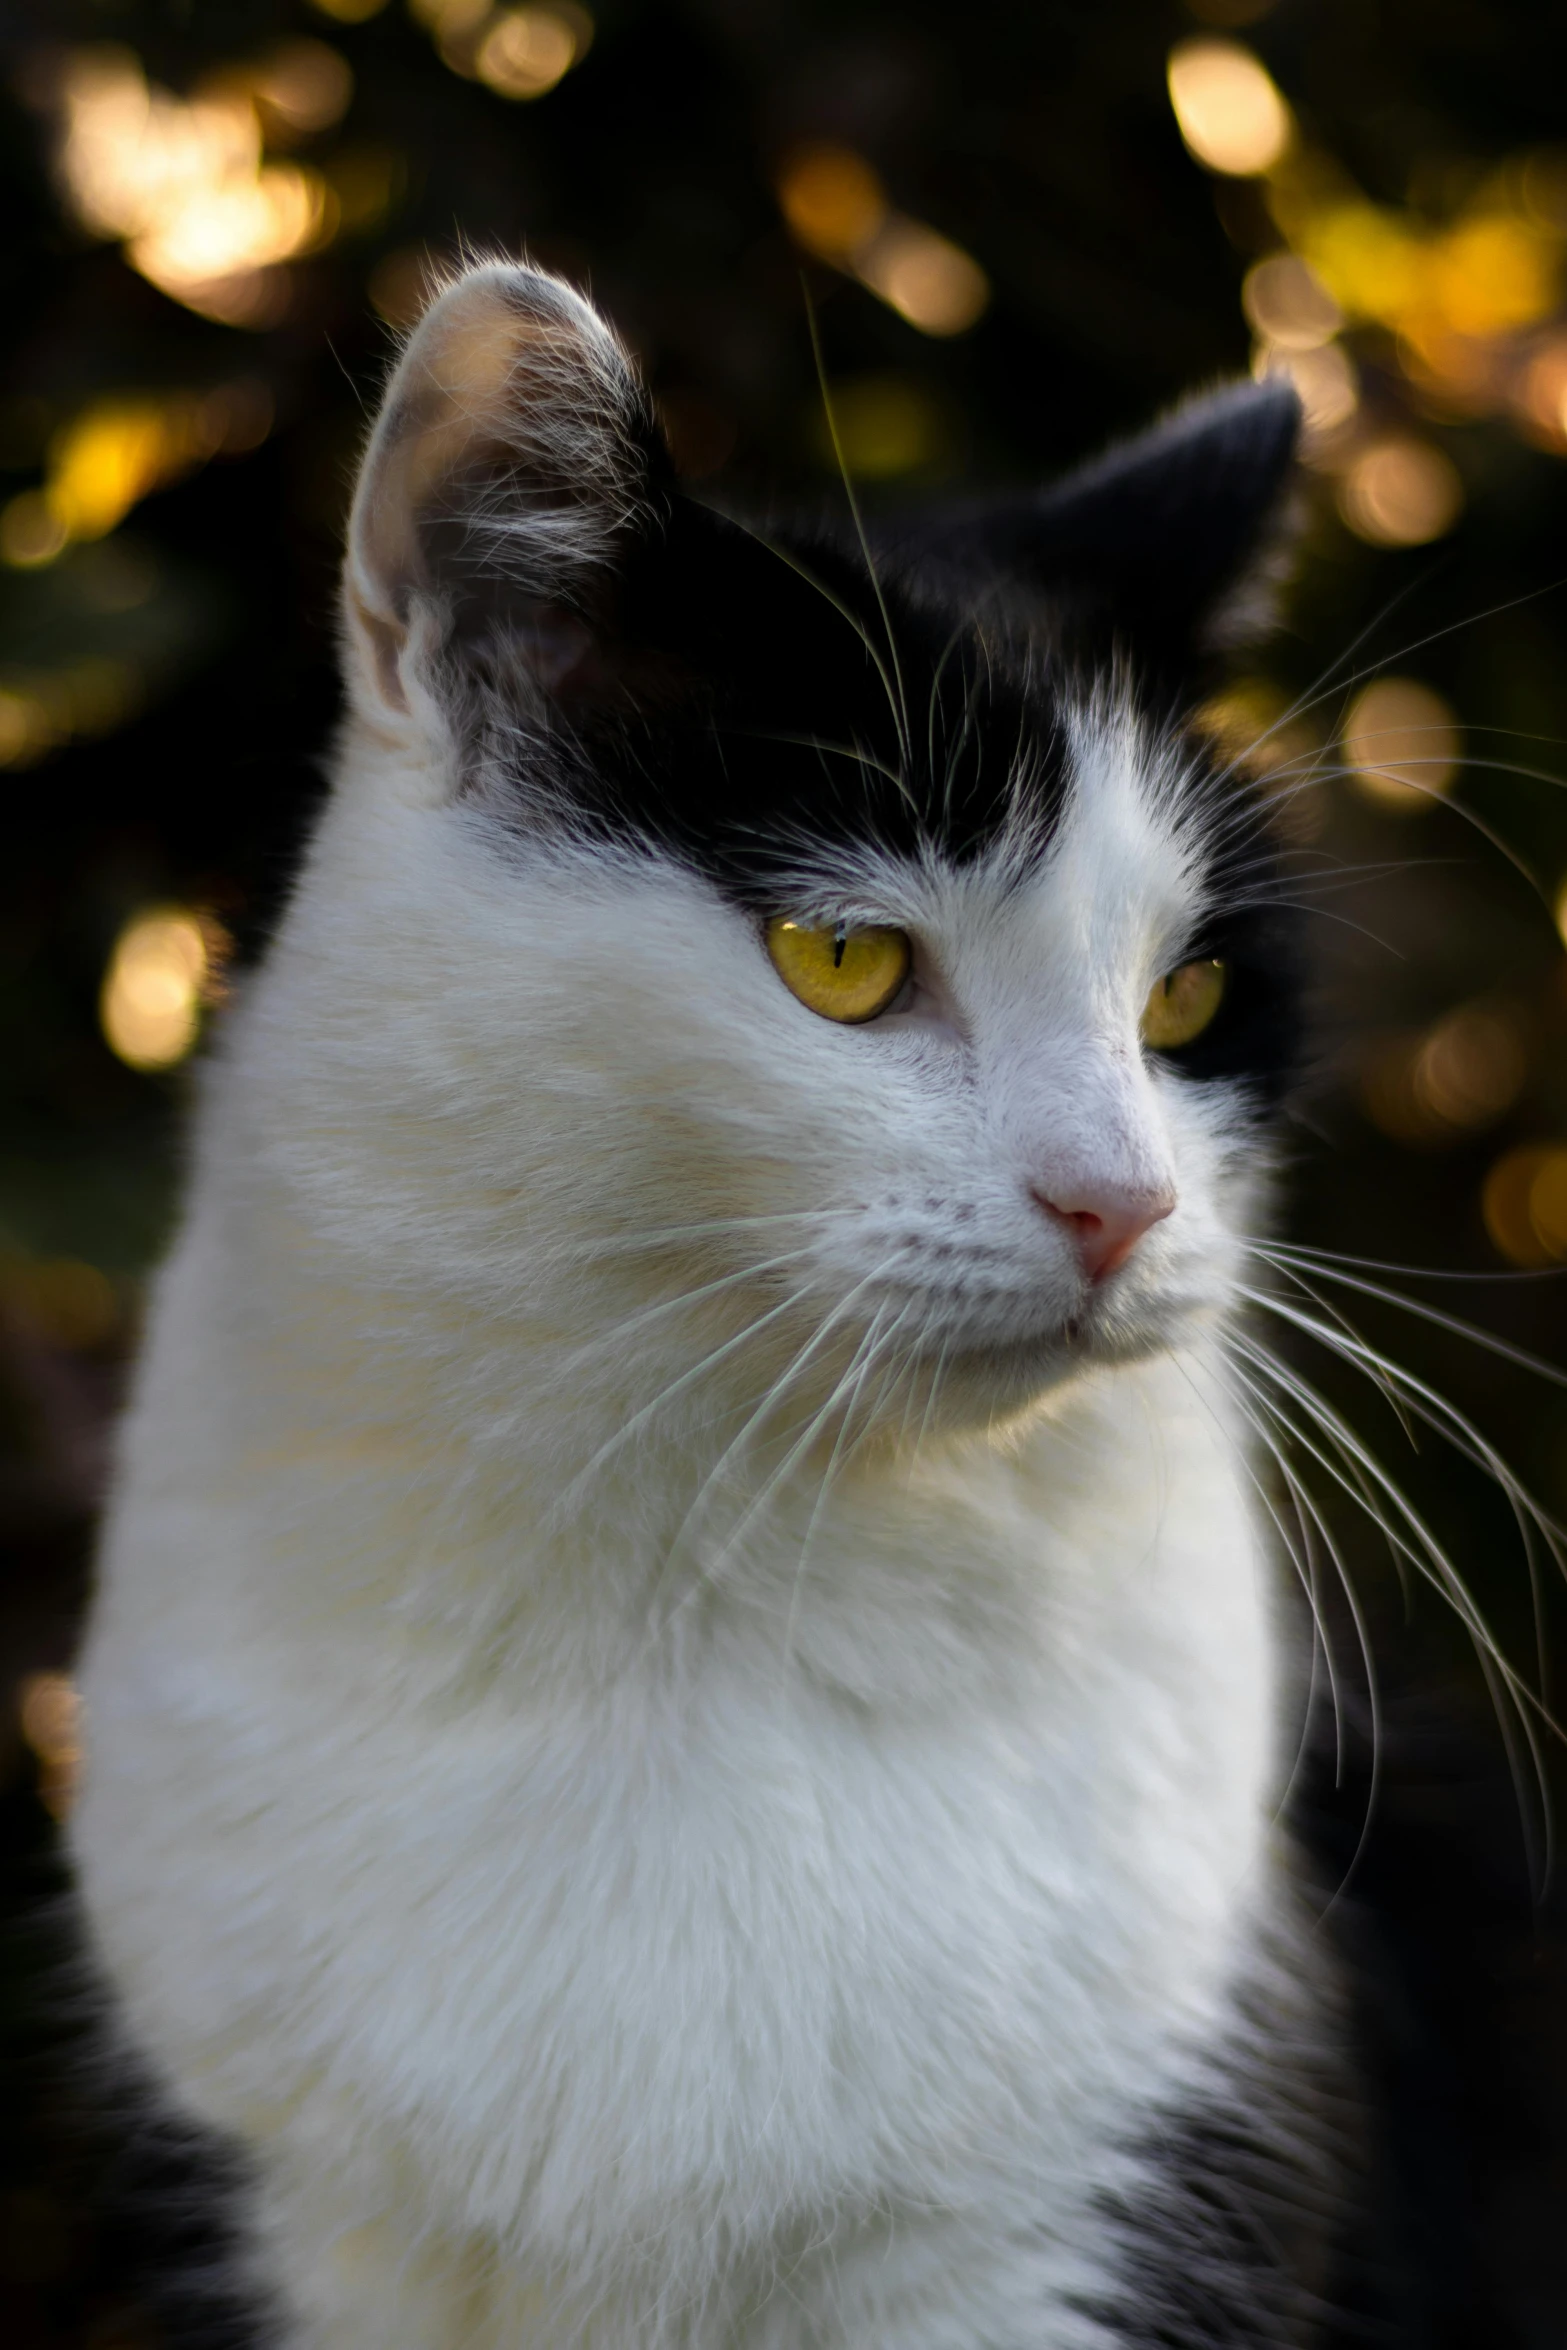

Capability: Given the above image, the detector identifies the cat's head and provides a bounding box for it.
[302,259,1303,1441]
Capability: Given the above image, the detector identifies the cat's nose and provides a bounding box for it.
[1033,1185,1175,1281]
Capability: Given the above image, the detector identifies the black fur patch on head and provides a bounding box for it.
[479,495,1075,902]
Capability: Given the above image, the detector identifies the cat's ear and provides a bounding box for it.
[893,377,1302,683]
[343,259,663,726]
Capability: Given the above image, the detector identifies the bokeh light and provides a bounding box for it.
[0,495,68,570]
[1243,253,1343,349]
[100,908,226,1073]
[0,387,276,573]
[1342,678,1461,813]
[1361,1005,1527,1146]
[475,7,590,100]
[411,0,592,88]
[0,660,144,769]
[1483,1144,1567,1264]
[777,144,888,262]
[1516,337,1567,449]
[18,1673,82,1822]
[243,40,355,140]
[1337,438,1463,545]
[48,46,339,324]
[775,144,988,337]
[0,689,52,765]
[855,221,990,338]
[1167,30,1567,513]
[1166,40,1291,177]
[51,401,203,542]
[813,378,950,478]
[411,0,491,49]
[4,1257,120,1351]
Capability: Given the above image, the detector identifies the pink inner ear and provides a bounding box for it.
[349,588,410,714]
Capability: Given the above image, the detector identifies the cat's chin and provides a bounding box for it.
[925,1302,1196,1423]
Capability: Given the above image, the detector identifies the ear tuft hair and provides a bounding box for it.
[343,260,662,719]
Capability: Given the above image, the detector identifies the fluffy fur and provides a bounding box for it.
[70,263,1344,2348]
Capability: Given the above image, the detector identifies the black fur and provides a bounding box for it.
[887,377,1303,696]
[1096,1896,1386,2349]
[480,493,1079,890]
[2,1791,273,2349]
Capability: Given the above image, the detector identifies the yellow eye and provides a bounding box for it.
[765,917,912,1024]
[1141,958,1227,1051]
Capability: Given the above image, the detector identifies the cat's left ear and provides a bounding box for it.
[891,377,1303,683]
[342,258,665,728]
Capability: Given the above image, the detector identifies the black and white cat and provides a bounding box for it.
[70,260,1379,2347]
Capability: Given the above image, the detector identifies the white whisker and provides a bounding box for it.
[546,1275,826,1528]
[644,1268,895,1634]
[1226,1317,1556,1891]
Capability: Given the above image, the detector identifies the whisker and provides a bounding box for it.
[926,622,967,816]
[1178,1351,1351,1800]
[889,1302,947,1461]
[1250,1243,1567,1389]
[1249,1245,1567,1674]
[564,1208,849,1262]
[657,1279,904,1642]
[557,1244,825,1376]
[803,289,913,786]
[1259,1349,1553,1909]
[1238,1281,1567,1559]
[1205,570,1567,799]
[779,1298,919,1678]
[1238,1273,1567,1747]
[1259,1237,1567,1288]
[721,728,909,796]
[724,515,911,797]
[907,1325,954,1470]
[1209,1349,1385,1895]
[1226,1323,1556,1890]
[1241,1255,1420,1451]
[546,1276,825,1527]
[646,1267,893,1628]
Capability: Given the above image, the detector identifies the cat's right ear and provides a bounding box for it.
[342,259,663,732]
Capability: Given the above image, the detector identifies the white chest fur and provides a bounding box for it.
[74,1217,1275,2347]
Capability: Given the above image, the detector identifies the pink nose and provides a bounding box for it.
[1034,1187,1175,1282]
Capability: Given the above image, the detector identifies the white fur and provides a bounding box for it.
[72,269,1290,2349]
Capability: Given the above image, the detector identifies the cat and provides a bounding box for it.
[67,258,1386,2349]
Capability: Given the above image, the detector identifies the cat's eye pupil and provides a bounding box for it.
[765,917,912,1025]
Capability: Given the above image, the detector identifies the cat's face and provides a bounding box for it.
[309,263,1303,1438]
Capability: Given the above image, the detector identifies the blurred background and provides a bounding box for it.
[4,0,1567,2341]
